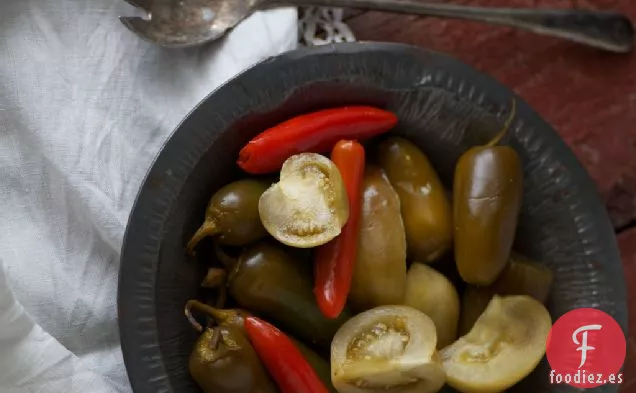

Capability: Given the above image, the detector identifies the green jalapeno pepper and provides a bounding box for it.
[185,301,277,393]
[378,137,452,263]
[186,300,337,393]
[453,103,523,285]
[187,179,270,255]
[348,166,407,312]
[216,242,351,347]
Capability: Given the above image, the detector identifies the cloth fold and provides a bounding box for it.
[0,2,297,392]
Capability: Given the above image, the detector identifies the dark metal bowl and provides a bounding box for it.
[118,42,627,393]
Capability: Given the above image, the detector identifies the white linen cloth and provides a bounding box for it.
[0,1,298,392]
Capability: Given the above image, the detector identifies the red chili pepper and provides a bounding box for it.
[237,106,397,174]
[313,140,365,319]
[244,316,330,393]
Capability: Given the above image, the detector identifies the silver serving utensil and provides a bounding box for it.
[120,0,634,53]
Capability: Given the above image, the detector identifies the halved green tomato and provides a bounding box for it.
[441,295,552,393]
[331,305,445,393]
[403,263,460,349]
[258,153,349,248]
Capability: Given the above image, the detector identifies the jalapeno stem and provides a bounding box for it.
[185,300,206,333]
[213,242,240,270]
[200,268,229,309]
[215,285,228,309]
[187,221,220,256]
[486,99,517,148]
[207,327,222,351]
[201,268,227,288]
[185,299,239,333]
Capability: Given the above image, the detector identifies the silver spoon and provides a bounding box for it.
[120,0,634,53]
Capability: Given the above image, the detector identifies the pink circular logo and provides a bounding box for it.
[546,308,626,388]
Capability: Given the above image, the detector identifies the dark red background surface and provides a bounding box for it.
[346,1,635,389]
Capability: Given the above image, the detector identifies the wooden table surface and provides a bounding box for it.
[345,0,635,388]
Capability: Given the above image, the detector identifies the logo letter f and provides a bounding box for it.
[573,324,602,368]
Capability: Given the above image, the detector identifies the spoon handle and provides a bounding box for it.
[267,0,634,53]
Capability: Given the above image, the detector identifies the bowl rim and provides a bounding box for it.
[118,41,627,393]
